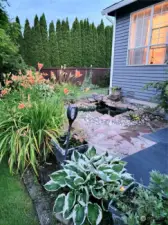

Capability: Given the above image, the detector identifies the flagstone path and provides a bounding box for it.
[73,110,167,158]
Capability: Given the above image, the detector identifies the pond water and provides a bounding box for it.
[96,101,132,117]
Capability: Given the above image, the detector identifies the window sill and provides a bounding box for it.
[126,64,168,67]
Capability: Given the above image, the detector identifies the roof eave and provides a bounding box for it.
[102,0,138,16]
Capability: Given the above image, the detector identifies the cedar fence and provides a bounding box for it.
[41,67,110,86]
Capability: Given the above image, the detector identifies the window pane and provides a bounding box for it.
[149,46,168,64]
[153,12,168,29]
[162,2,168,13]
[128,48,147,65]
[130,8,151,48]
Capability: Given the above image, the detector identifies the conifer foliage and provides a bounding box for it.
[19,14,113,68]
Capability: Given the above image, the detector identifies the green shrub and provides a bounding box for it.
[144,80,168,112]
[55,83,80,103]
[44,147,134,225]
[0,95,66,174]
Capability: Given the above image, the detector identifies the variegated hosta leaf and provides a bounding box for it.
[71,151,81,162]
[44,180,61,192]
[86,173,96,186]
[85,147,96,159]
[64,169,78,177]
[63,191,76,219]
[73,204,86,225]
[53,193,65,213]
[104,155,114,163]
[87,203,102,225]
[93,156,106,167]
[74,176,85,186]
[77,158,91,172]
[65,177,77,189]
[109,172,120,181]
[50,170,67,187]
[78,187,89,206]
[97,164,112,172]
[96,171,111,182]
[112,164,125,173]
[80,154,90,163]
[121,172,134,181]
[91,187,106,199]
[94,180,104,189]
[101,200,109,212]
[64,162,87,179]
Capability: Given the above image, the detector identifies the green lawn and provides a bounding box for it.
[0,160,39,225]
[78,87,109,99]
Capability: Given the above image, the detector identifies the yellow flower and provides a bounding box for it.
[119,186,125,192]
[85,88,90,92]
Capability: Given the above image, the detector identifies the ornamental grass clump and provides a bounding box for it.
[0,95,66,174]
[44,147,134,225]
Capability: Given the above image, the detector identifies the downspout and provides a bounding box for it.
[105,14,116,95]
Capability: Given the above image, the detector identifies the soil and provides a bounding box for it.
[58,134,87,149]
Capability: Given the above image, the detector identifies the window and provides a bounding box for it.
[128,1,168,65]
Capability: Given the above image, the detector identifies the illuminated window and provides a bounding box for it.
[128,1,168,65]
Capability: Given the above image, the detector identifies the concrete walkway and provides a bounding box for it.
[74,111,167,158]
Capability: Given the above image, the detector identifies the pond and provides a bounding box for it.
[96,101,132,117]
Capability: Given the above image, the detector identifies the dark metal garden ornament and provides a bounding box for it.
[64,105,78,161]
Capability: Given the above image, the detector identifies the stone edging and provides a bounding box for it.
[22,169,54,225]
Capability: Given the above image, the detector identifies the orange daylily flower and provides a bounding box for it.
[1,89,8,96]
[64,88,69,95]
[75,70,82,78]
[11,75,19,81]
[119,186,125,192]
[18,103,26,109]
[5,80,13,86]
[38,62,44,71]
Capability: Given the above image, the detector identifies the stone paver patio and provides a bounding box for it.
[73,110,167,158]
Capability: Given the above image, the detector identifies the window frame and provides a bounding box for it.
[127,0,168,66]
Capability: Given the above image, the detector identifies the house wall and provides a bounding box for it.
[112,1,168,102]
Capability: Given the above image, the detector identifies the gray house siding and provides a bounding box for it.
[112,4,168,102]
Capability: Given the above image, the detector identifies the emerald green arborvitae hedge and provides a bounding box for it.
[19,14,113,68]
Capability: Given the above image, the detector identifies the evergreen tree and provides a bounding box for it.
[105,26,113,67]
[56,19,63,66]
[83,19,90,67]
[15,16,24,56]
[91,23,98,67]
[97,20,106,67]
[32,15,43,66]
[61,18,71,66]
[49,21,59,66]
[71,18,82,66]
[40,13,50,67]
[23,19,33,65]
[80,20,84,66]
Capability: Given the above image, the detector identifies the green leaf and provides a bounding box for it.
[64,162,87,179]
[63,191,76,219]
[44,180,61,192]
[112,164,125,173]
[65,177,77,189]
[53,194,65,213]
[97,171,111,182]
[71,151,81,162]
[50,170,67,187]
[85,147,96,159]
[73,204,86,225]
[109,172,120,181]
[87,203,102,225]
[74,176,85,186]
[94,180,104,189]
[78,187,89,206]
[91,187,105,199]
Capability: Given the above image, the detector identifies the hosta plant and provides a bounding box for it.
[44,147,134,225]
